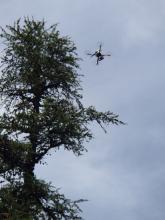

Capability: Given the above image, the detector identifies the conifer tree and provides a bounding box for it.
[0,18,123,219]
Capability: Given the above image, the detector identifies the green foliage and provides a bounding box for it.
[0,179,84,219]
[0,18,123,219]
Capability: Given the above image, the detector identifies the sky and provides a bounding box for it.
[0,0,165,219]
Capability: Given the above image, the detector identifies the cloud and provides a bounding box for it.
[120,0,165,46]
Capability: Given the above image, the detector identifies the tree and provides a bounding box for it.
[0,18,123,219]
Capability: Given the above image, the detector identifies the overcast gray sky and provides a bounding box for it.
[1,0,165,219]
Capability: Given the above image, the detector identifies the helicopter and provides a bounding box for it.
[87,44,111,65]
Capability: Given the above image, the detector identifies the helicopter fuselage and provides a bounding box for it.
[95,51,102,57]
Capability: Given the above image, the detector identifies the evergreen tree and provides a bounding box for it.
[0,18,123,219]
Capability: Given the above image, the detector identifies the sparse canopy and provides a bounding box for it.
[0,18,123,219]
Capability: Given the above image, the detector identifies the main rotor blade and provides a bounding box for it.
[102,54,111,57]
[87,53,95,57]
[99,44,102,52]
